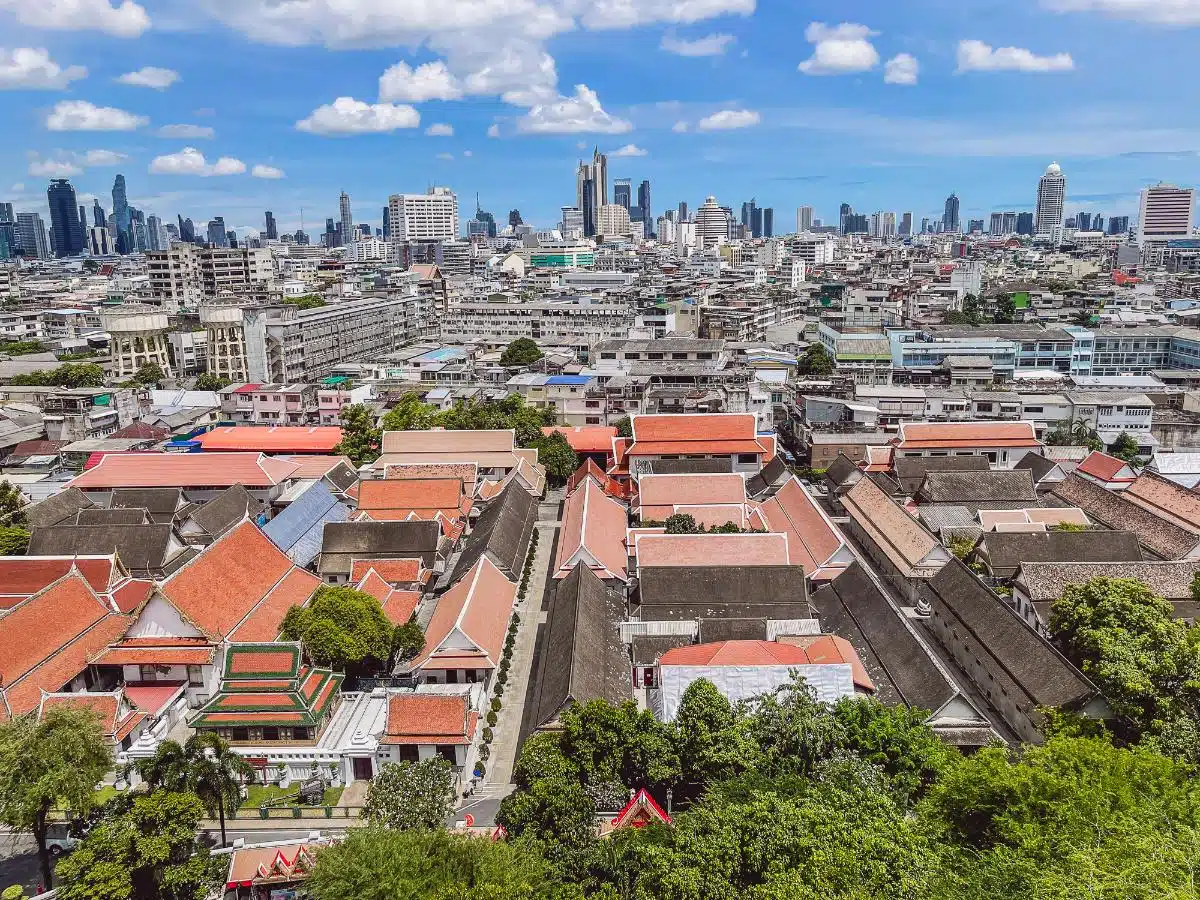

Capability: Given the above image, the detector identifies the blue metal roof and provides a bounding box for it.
[263,480,348,568]
[545,375,592,386]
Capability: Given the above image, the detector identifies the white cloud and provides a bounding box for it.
[697,108,759,130]
[0,48,87,89]
[116,66,178,89]
[295,97,420,135]
[660,32,734,56]
[436,151,454,160]
[1042,0,1200,25]
[579,0,754,29]
[463,149,472,156]
[517,83,631,134]
[797,22,879,75]
[672,119,689,132]
[956,39,1074,73]
[487,123,501,138]
[251,163,284,178]
[28,157,82,177]
[0,0,150,37]
[45,99,147,131]
[157,123,214,139]
[80,149,127,165]
[149,146,246,176]
[461,45,558,106]
[425,122,454,136]
[609,142,647,157]
[884,53,919,85]
[378,60,462,102]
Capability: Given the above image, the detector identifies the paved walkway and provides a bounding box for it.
[479,518,557,792]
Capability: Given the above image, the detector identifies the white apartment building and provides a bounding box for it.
[1035,162,1066,235]
[597,204,631,237]
[146,244,275,308]
[796,206,814,232]
[347,237,389,262]
[388,187,459,243]
[440,295,633,357]
[790,235,835,267]
[1138,183,1195,246]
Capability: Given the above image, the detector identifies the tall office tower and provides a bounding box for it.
[88,226,113,256]
[388,186,460,241]
[77,204,88,249]
[381,206,391,241]
[226,230,238,248]
[207,217,228,247]
[763,208,774,238]
[678,201,689,222]
[165,223,179,241]
[741,198,756,230]
[295,230,309,245]
[1094,215,1105,233]
[1016,212,1035,235]
[1035,162,1066,234]
[869,211,882,237]
[990,212,1005,234]
[613,178,632,212]
[179,216,196,243]
[637,181,652,237]
[576,148,608,237]
[324,218,337,248]
[131,209,147,252]
[695,196,732,248]
[560,206,584,238]
[943,193,960,233]
[1001,211,1017,234]
[147,214,168,251]
[968,218,985,233]
[46,179,83,258]
[899,211,912,237]
[796,206,814,232]
[508,209,523,227]
[750,206,763,238]
[1108,215,1129,235]
[112,174,131,253]
[264,211,278,240]
[338,191,353,244]
[0,202,12,223]
[92,199,105,228]
[881,211,896,239]
[0,221,13,259]
[16,213,49,259]
[1137,183,1195,244]
[1076,211,1092,231]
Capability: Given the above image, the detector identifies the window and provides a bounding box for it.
[737,453,757,464]
[647,353,664,360]
[396,745,419,763]
[436,745,457,764]
[138,665,159,682]
[292,727,311,741]
[231,727,249,741]
[262,727,280,741]
[187,665,204,686]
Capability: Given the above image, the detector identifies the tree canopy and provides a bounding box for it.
[334,402,381,465]
[7,363,105,388]
[534,431,578,487]
[282,294,326,310]
[799,343,835,379]
[193,372,231,392]
[363,759,455,831]
[129,362,165,387]
[281,585,397,674]
[500,338,544,368]
[1109,430,1142,464]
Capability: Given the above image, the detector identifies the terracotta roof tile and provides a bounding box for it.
[70,453,300,489]
[1077,451,1135,483]
[754,477,846,573]
[635,532,789,568]
[195,426,344,454]
[1124,472,1200,531]
[0,556,117,605]
[896,421,1040,450]
[554,476,629,580]
[349,558,425,584]
[632,414,757,443]
[409,557,515,671]
[637,473,746,509]
[229,567,321,642]
[381,693,478,744]
[541,426,618,454]
[357,478,464,512]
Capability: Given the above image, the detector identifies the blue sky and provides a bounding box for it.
[3,0,1200,238]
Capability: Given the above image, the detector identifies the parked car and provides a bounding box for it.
[45,823,79,856]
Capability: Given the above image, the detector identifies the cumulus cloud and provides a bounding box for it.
[25,148,125,176]
[28,157,82,177]
[157,123,215,139]
[578,0,754,29]
[609,143,647,157]
[697,108,759,130]
[884,53,919,85]
[251,164,284,178]
[956,39,1074,72]
[798,22,879,75]
[660,32,734,56]
[0,0,150,37]
[149,146,246,176]
[378,60,463,102]
[425,122,454,136]
[1042,0,1200,25]
[0,48,87,89]
[672,120,689,132]
[295,97,420,135]
[116,66,178,89]
[46,99,147,131]
[517,83,631,134]
[463,149,472,156]
[487,123,501,138]
[80,149,127,165]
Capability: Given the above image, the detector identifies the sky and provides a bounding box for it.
[3,0,1200,239]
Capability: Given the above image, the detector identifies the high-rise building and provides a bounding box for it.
[388,186,460,242]
[166,223,179,241]
[16,212,49,259]
[636,180,652,237]
[381,206,390,241]
[796,206,814,232]
[508,209,523,227]
[179,216,196,243]
[881,211,896,239]
[763,208,774,238]
[338,192,353,244]
[1109,215,1130,236]
[597,204,631,236]
[1076,211,1092,231]
[1035,162,1066,234]
[264,211,278,241]
[560,206,584,238]
[1016,212,1035,236]
[1094,215,1105,233]
[146,214,167,251]
[227,230,238,249]
[1137,183,1195,245]
[943,193,960,234]
[576,149,608,237]
[920,216,930,234]
[968,218,985,233]
[0,203,13,223]
[750,206,763,239]
[899,211,912,237]
[47,179,83,258]
[470,198,497,239]
[613,178,632,212]
[88,226,113,256]
[989,212,1004,234]
[694,196,731,249]
[741,199,756,230]
[112,174,131,254]
[207,217,228,247]
[92,200,105,228]
[77,204,88,250]
[678,201,689,223]
[324,218,337,248]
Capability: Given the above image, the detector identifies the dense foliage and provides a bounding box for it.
[0,340,46,356]
[500,338,544,368]
[193,372,231,392]
[6,362,105,387]
[1044,417,1104,452]
[128,362,165,387]
[798,343,834,378]
[334,402,381,465]
[363,759,455,830]
[283,294,326,310]
[281,586,397,674]
[537,431,579,487]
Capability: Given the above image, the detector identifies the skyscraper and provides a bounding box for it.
[146,214,166,251]
[338,192,353,244]
[763,208,774,238]
[112,174,131,254]
[508,209,523,227]
[1016,212,1035,236]
[694,195,731,249]
[943,193,960,234]
[613,178,632,212]
[678,201,689,222]
[77,204,88,250]
[47,179,83,258]
[839,203,853,235]
[1109,215,1130,236]
[1035,162,1066,234]
[381,206,391,241]
[796,206,814,232]
[16,212,49,259]
[207,217,228,247]
[751,206,763,239]
[637,180,652,237]
[93,200,105,228]
[576,149,608,238]
[0,203,13,224]
[1076,211,1092,231]
[741,199,756,230]
[264,211,278,241]
[179,216,196,243]
[1137,183,1195,245]
[899,212,912,237]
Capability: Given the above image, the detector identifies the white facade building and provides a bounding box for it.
[796,206,814,232]
[597,203,631,237]
[1035,161,1066,235]
[348,237,389,262]
[388,187,459,242]
[694,196,730,249]
[1138,183,1195,245]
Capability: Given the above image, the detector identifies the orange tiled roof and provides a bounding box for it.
[554,475,629,581]
[279,455,354,479]
[1077,451,1136,484]
[410,557,515,671]
[753,477,846,574]
[660,637,873,691]
[382,590,420,625]
[0,556,118,605]
[631,413,757,443]
[195,427,344,454]
[380,693,479,745]
[39,690,146,743]
[896,421,1039,450]
[92,643,216,666]
[1124,472,1200,531]
[357,478,464,512]
[637,473,747,509]
[70,452,300,489]
[349,558,425,585]
[541,426,618,454]
[635,532,789,568]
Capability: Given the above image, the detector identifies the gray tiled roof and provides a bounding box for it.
[1050,474,1200,560]
[894,456,988,495]
[917,469,1038,505]
[975,529,1142,578]
[636,564,809,621]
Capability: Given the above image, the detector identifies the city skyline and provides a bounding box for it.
[4,2,1200,234]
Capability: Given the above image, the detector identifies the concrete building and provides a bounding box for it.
[146,244,275,308]
[1035,162,1066,235]
[101,306,175,379]
[695,196,731,249]
[388,187,459,243]
[597,204,632,237]
[440,295,633,356]
[15,213,49,260]
[1138,183,1195,246]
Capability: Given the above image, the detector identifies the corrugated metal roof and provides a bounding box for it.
[263,481,348,567]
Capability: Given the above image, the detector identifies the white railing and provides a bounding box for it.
[619,619,697,643]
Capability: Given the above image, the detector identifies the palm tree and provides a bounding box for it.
[136,733,253,847]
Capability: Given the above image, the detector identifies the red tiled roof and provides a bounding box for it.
[628,439,766,456]
[279,455,354,479]
[358,478,464,511]
[1077,451,1136,484]
[92,645,216,666]
[230,567,321,642]
[660,637,873,691]
[354,570,392,603]
[349,558,425,585]
[195,427,344,454]
[554,475,629,580]
[1124,472,1200,531]
[109,579,155,613]
[410,557,515,671]
[631,413,757,443]
[541,426,618,454]
[896,421,1040,450]
[122,682,186,716]
[0,556,117,604]
[382,590,420,625]
[380,693,479,745]
[70,453,301,489]
[40,691,147,743]
[110,422,170,441]
[753,477,846,574]
[635,532,790,568]
[637,473,747,509]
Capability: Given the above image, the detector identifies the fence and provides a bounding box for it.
[231,805,366,820]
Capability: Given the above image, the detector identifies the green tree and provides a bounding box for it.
[8,363,105,388]
[1050,576,1200,744]
[991,294,1017,324]
[500,338,544,368]
[535,431,579,487]
[135,733,253,847]
[1108,430,1141,464]
[664,513,701,534]
[512,732,575,789]
[193,372,231,392]
[305,827,554,900]
[799,343,834,378]
[380,392,439,432]
[281,585,396,673]
[130,362,165,387]
[282,294,326,310]
[0,341,46,356]
[558,700,681,789]
[1045,417,1103,452]
[612,416,632,438]
[54,791,221,900]
[392,616,425,662]
[363,759,455,830]
[0,479,27,527]
[0,707,112,889]
[673,679,761,785]
[496,775,597,865]
[333,403,380,465]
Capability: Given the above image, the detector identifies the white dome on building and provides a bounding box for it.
[1045,161,1062,176]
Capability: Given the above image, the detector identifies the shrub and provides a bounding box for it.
[495,683,505,698]
[474,762,486,778]
[497,671,508,687]
[482,726,493,743]
[491,697,502,713]
[512,613,521,626]
[487,711,498,727]
[479,744,490,761]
